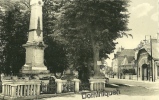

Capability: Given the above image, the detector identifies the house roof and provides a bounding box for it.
[121,56,134,65]
[116,49,135,66]
[118,49,135,57]
[121,57,128,65]
[127,56,135,63]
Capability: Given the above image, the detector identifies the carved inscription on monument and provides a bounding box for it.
[35,49,43,64]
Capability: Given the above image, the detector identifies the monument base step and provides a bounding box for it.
[32,66,48,70]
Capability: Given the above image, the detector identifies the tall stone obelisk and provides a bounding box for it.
[21,0,49,74]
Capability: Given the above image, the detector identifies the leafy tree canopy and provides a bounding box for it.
[53,0,131,77]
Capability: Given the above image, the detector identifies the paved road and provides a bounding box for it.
[41,81,159,100]
[42,95,159,100]
[109,78,159,90]
[105,83,159,96]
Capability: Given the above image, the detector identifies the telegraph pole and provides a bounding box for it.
[145,35,153,82]
[150,36,153,82]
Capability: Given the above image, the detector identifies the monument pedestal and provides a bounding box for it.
[73,79,80,92]
[89,68,106,91]
[21,42,49,74]
[89,78,105,91]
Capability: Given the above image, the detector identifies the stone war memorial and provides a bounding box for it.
[0,0,80,99]
[21,0,49,75]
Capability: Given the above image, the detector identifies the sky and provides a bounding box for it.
[106,0,158,66]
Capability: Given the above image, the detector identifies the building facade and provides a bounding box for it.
[136,39,159,82]
[112,58,118,73]
[112,48,135,78]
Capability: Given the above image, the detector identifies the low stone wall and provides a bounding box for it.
[1,79,41,100]
[56,79,80,93]
[40,80,50,93]
[89,79,105,91]
[40,78,80,94]
[0,75,80,99]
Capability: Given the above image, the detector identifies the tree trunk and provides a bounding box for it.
[92,42,105,79]
[90,32,105,79]
[93,44,99,76]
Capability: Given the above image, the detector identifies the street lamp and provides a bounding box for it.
[144,35,153,82]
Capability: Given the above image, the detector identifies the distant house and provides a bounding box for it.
[112,48,136,78]
[112,47,123,74]
[120,55,136,71]
[112,58,118,73]
[136,38,159,82]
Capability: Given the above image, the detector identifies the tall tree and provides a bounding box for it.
[54,0,131,78]
[0,0,30,74]
[43,0,69,74]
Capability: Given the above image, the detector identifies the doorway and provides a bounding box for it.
[142,64,148,81]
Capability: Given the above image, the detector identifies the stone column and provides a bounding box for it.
[93,83,95,91]
[33,84,36,95]
[7,85,9,96]
[9,85,11,95]
[27,85,30,96]
[103,82,105,89]
[4,85,6,95]
[36,84,40,95]
[97,83,99,90]
[24,85,26,96]
[55,79,62,93]
[30,85,33,95]
[11,85,17,99]
[17,85,20,97]
[73,79,80,92]
[90,82,94,91]
[2,84,5,95]
[20,85,23,96]
[94,82,97,91]
[5,85,7,96]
